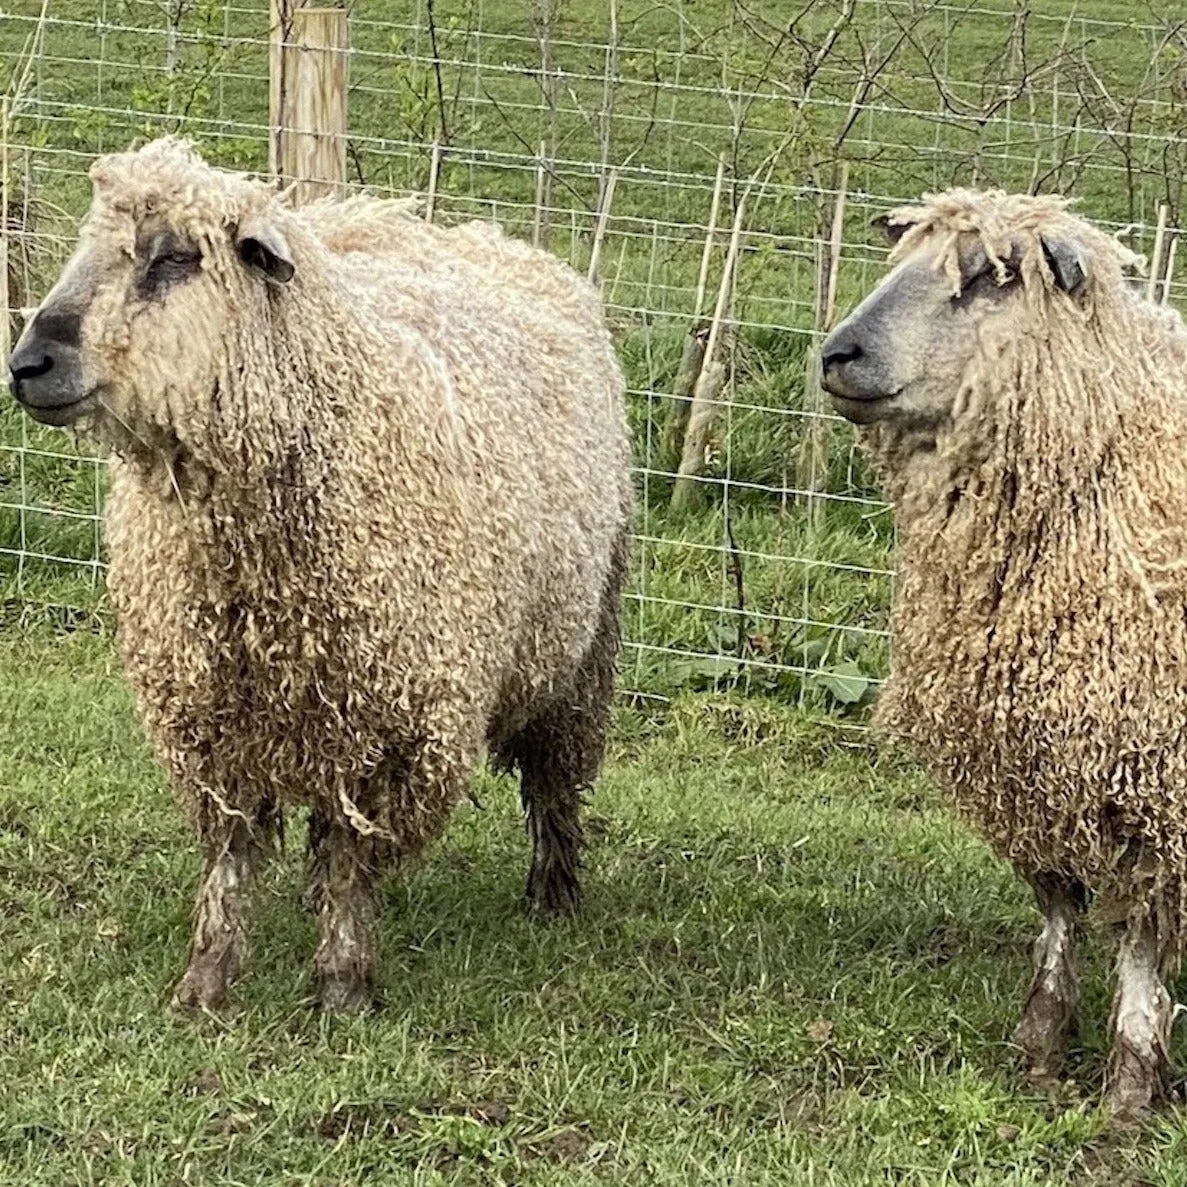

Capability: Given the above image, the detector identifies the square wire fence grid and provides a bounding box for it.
[1,0,1185,713]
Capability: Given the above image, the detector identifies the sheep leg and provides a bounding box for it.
[517,540,623,915]
[1104,909,1174,1122]
[1012,872,1084,1078]
[516,652,617,915]
[302,803,330,915]
[173,814,259,1012]
[311,815,379,1013]
[519,738,587,916]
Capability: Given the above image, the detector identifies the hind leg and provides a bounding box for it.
[1013,872,1086,1078]
[514,558,622,915]
[173,795,278,1012]
[517,720,590,916]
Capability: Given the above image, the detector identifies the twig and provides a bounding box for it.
[425,0,450,145]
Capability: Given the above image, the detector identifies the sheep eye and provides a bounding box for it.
[956,261,1015,302]
[139,241,202,297]
[149,247,201,272]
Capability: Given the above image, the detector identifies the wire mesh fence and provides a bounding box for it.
[2,0,1186,712]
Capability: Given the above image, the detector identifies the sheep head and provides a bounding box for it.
[819,189,1114,453]
[7,137,298,465]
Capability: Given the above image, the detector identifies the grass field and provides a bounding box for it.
[6,1,1187,1183]
[6,626,1187,1186]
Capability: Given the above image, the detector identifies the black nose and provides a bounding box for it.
[8,307,89,425]
[821,338,863,373]
[8,347,55,400]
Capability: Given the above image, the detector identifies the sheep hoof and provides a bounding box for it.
[1012,1001,1074,1080]
[1104,1041,1168,1125]
[172,966,231,1014]
[317,973,375,1015]
[524,870,582,918]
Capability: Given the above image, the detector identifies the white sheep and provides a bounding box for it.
[8,137,633,1013]
[822,188,1187,1119]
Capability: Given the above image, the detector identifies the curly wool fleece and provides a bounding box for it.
[867,189,1187,928]
[85,138,632,858]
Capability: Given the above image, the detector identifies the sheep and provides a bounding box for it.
[820,188,1187,1119]
[6,137,633,1014]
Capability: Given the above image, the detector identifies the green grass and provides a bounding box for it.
[5,629,1187,1185]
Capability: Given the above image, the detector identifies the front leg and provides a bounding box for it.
[311,811,381,1013]
[1012,871,1086,1079]
[1105,905,1175,1122]
[173,800,271,1012]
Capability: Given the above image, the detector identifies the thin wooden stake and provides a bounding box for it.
[587,166,618,284]
[268,0,298,180]
[532,139,546,247]
[1,96,10,364]
[798,166,851,535]
[1163,234,1178,305]
[693,156,726,321]
[670,197,747,513]
[823,161,849,329]
[425,139,442,223]
[1148,203,1169,302]
[703,198,746,370]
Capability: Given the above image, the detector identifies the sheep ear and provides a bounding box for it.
[871,214,909,245]
[1040,234,1090,296]
[235,220,294,283]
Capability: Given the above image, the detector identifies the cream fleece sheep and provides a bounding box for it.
[7,137,632,1013]
[821,188,1187,1119]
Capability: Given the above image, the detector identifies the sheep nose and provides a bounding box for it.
[8,339,56,402]
[821,336,864,374]
[8,308,89,425]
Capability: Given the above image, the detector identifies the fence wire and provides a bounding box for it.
[2,0,1185,712]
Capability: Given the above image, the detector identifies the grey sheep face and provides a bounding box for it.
[821,220,1091,448]
[7,197,294,442]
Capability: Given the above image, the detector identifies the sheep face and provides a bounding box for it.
[7,149,294,455]
[820,221,1090,446]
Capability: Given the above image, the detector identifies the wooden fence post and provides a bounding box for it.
[270,3,349,201]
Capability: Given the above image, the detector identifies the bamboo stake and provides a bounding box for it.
[663,159,727,470]
[670,197,746,513]
[1148,203,1169,302]
[587,166,617,284]
[532,139,546,247]
[1163,234,1178,305]
[693,156,726,320]
[823,162,849,326]
[425,139,442,223]
[701,199,745,369]
[797,165,850,534]
[1,96,9,364]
